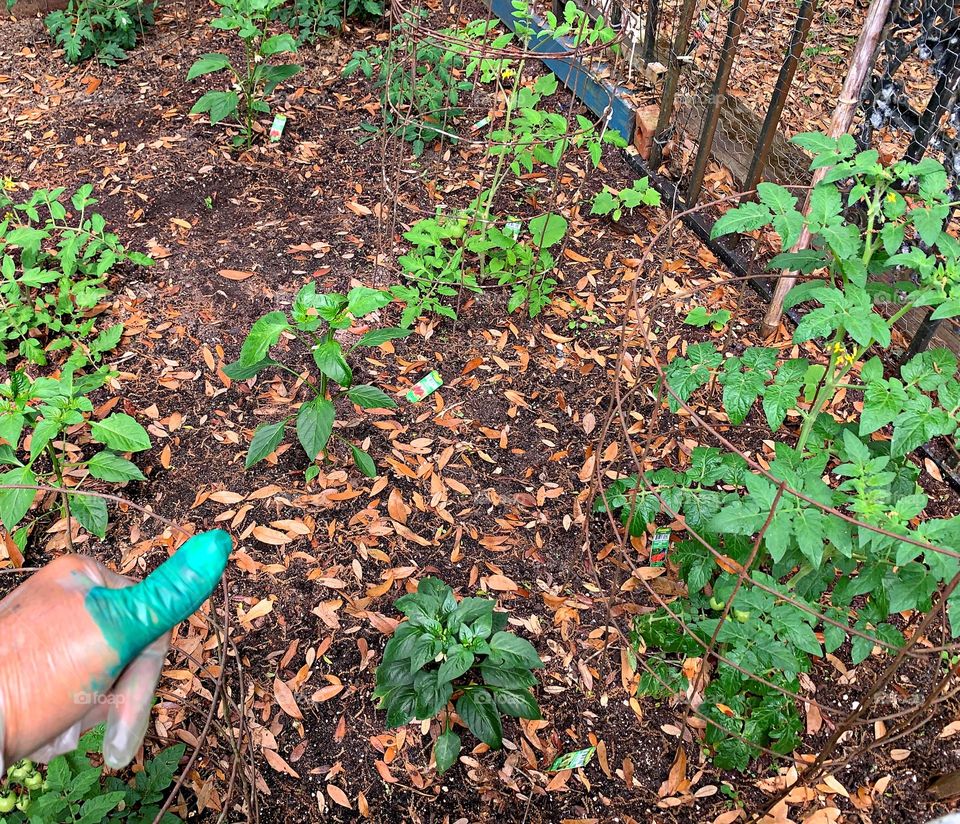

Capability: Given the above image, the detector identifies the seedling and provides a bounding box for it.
[684,307,732,330]
[374,577,543,774]
[224,283,409,478]
[590,178,661,222]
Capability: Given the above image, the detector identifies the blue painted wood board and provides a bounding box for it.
[485,0,636,142]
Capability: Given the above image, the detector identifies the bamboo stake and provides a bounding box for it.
[760,0,894,337]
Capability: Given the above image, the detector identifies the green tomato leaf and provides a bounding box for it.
[528,213,567,247]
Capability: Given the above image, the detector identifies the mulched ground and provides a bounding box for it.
[1,2,959,823]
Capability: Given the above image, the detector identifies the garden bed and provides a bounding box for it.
[1,2,959,823]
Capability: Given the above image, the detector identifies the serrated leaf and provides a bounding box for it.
[710,201,771,238]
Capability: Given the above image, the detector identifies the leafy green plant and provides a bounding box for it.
[187,0,301,148]
[224,283,409,478]
[343,19,474,156]
[393,206,567,323]
[274,0,382,43]
[602,134,960,770]
[684,307,732,330]
[374,577,543,774]
[0,357,151,544]
[19,0,155,66]
[538,0,619,49]
[590,178,661,222]
[0,727,184,823]
[0,185,153,365]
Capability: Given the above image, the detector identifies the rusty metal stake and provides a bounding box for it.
[743,0,818,193]
[686,0,748,204]
[643,0,660,63]
[648,0,699,169]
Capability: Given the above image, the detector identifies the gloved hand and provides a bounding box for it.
[0,529,231,774]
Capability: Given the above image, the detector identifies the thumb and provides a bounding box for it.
[84,530,231,675]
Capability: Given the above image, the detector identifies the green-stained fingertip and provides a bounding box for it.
[86,530,232,674]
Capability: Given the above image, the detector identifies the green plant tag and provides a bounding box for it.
[406,370,443,403]
[650,527,671,566]
[548,746,596,772]
[269,114,287,141]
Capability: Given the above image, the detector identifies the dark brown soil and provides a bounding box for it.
[1,3,959,824]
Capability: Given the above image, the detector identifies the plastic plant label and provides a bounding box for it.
[548,746,596,772]
[269,114,287,142]
[405,370,443,403]
[650,527,671,567]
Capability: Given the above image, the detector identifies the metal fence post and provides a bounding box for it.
[686,0,748,204]
[743,0,818,193]
[649,0,700,169]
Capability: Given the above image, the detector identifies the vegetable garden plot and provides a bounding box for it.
[1,0,960,821]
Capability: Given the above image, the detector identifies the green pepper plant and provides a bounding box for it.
[225,283,409,479]
[374,577,543,774]
[187,0,301,148]
[600,133,960,770]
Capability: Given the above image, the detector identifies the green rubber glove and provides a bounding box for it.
[0,529,231,772]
